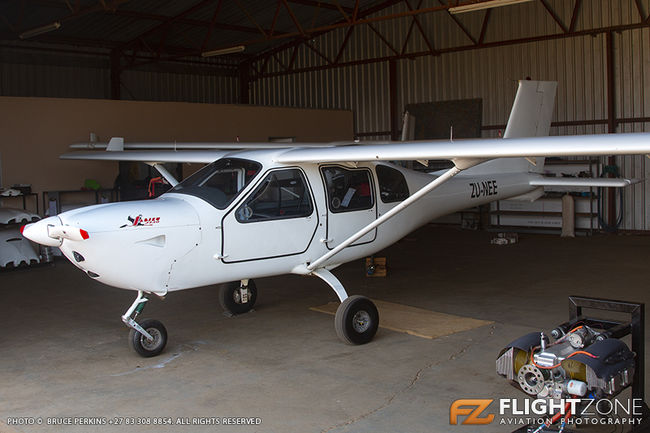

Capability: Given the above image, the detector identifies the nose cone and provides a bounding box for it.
[22,216,63,246]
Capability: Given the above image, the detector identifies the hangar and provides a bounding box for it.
[1,1,650,432]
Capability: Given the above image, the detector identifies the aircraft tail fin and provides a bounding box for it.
[504,80,557,139]
[503,80,557,173]
[465,80,557,175]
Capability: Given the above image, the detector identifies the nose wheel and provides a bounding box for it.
[122,291,168,357]
[219,279,257,315]
[129,319,167,357]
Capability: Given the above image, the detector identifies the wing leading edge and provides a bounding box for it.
[62,133,650,172]
[275,133,650,164]
[60,150,229,164]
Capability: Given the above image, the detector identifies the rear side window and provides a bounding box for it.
[236,169,313,223]
[321,166,374,213]
[376,165,409,203]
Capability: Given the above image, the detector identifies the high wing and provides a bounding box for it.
[62,133,650,187]
[69,141,353,150]
[61,150,230,164]
[274,133,650,165]
[63,133,650,166]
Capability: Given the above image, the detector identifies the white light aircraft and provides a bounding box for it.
[22,81,650,357]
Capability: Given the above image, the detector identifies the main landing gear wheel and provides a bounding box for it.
[129,319,168,358]
[219,280,257,315]
[335,295,379,345]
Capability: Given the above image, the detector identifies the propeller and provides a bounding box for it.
[22,216,89,246]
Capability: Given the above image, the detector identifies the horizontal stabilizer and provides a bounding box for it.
[530,178,639,188]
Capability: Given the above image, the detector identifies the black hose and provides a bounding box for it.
[598,186,624,232]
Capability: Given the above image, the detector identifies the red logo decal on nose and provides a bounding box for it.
[120,214,161,228]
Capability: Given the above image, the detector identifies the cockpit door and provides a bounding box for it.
[221,168,318,262]
[320,166,377,249]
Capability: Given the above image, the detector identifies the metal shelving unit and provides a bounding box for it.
[42,189,118,216]
[490,159,601,235]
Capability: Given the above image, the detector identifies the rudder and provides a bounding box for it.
[465,80,557,175]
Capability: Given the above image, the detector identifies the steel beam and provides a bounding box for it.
[239,60,250,104]
[17,0,130,33]
[287,0,353,14]
[119,0,213,51]
[439,0,477,44]
[334,26,354,64]
[23,0,275,35]
[540,0,568,33]
[249,0,402,64]
[404,0,437,55]
[282,0,305,35]
[389,59,399,141]
[478,9,491,44]
[568,0,582,33]
[201,0,224,51]
[606,31,617,228]
[253,21,650,80]
[367,23,399,55]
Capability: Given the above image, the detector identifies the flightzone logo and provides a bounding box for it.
[450,399,494,425]
[450,398,645,427]
[120,215,161,228]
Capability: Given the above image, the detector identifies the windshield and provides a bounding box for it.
[169,158,262,209]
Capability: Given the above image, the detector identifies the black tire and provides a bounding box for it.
[335,295,379,345]
[219,280,257,315]
[128,319,168,358]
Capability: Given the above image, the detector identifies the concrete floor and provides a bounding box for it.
[1,225,650,433]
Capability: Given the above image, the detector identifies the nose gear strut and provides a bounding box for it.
[121,291,153,341]
[122,290,168,357]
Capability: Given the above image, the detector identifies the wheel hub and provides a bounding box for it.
[141,328,162,351]
[233,287,250,304]
[352,310,371,333]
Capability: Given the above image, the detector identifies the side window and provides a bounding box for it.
[236,169,313,223]
[376,165,410,203]
[321,166,374,213]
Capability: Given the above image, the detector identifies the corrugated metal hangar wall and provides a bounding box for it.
[0,47,239,103]
[1,0,649,229]
[249,0,650,231]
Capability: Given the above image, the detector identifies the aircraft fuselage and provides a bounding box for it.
[38,155,537,296]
